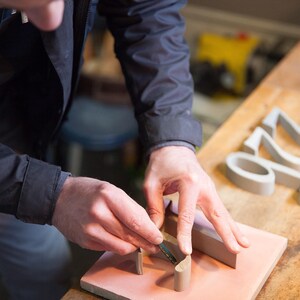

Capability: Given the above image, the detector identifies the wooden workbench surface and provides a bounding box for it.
[197,43,300,300]
[63,43,300,300]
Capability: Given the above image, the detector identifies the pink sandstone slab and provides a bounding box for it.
[80,223,287,300]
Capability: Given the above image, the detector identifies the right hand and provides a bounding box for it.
[52,177,163,255]
[144,146,250,255]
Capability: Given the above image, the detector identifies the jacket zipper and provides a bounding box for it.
[71,0,91,98]
[49,0,91,147]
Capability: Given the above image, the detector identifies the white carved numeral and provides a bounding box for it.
[262,107,300,144]
[226,152,300,195]
[243,127,300,171]
[226,108,300,196]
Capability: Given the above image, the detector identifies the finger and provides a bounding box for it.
[25,0,65,31]
[144,177,165,228]
[206,209,241,253]
[83,225,137,255]
[200,188,243,253]
[228,217,250,248]
[177,186,199,255]
[99,207,160,254]
[110,193,163,245]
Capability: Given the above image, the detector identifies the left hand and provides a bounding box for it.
[0,0,65,31]
[144,146,250,255]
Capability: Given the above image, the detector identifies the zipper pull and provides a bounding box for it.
[21,12,28,23]
[11,9,28,24]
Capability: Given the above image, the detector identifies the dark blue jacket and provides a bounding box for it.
[0,0,201,224]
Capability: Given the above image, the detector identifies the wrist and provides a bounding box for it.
[52,176,74,226]
[150,145,195,158]
[148,142,196,159]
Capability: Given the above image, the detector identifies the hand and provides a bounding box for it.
[0,0,64,31]
[52,177,163,255]
[144,146,250,255]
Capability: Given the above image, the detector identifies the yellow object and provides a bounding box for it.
[196,33,260,94]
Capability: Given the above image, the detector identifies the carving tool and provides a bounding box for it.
[158,242,177,265]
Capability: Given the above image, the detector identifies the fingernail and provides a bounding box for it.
[154,236,163,245]
[232,243,241,253]
[241,236,250,247]
[182,244,192,255]
[150,216,163,229]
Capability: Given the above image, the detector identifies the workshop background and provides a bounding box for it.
[1,1,300,298]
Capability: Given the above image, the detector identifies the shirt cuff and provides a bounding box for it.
[48,171,72,225]
[146,141,196,158]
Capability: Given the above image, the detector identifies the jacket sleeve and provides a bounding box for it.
[98,0,202,152]
[0,143,63,224]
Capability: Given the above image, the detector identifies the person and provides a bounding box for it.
[0,0,250,299]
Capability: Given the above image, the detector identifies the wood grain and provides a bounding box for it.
[197,43,300,300]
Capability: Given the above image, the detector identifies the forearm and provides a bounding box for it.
[98,0,202,151]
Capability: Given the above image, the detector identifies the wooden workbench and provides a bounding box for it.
[63,43,300,300]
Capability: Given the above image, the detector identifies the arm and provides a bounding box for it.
[98,0,249,254]
[0,143,62,224]
[0,143,163,254]
[98,0,201,151]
